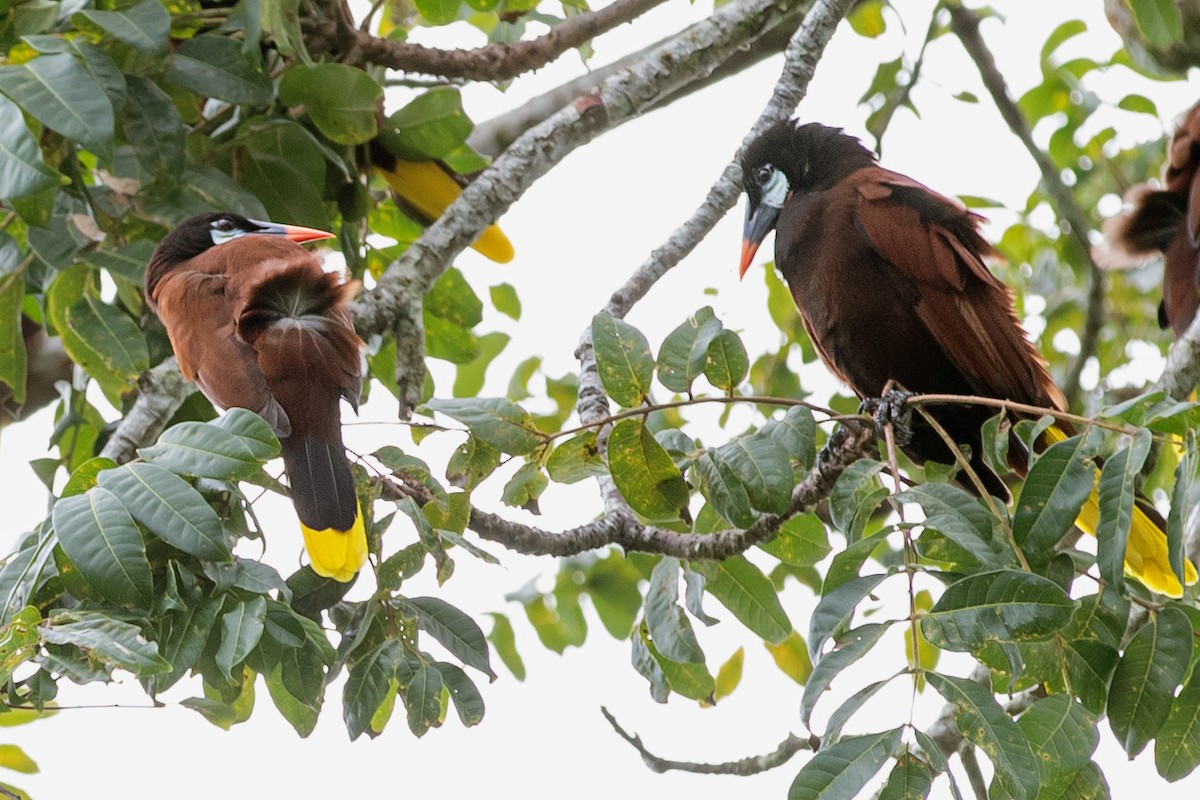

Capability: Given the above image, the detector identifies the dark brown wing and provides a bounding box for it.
[853,170,1066,412]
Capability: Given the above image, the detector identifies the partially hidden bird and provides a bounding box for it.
[1099,99,1200,336]
[369,140,515,265]
[146,213,367,582]
[739,119,1196,597]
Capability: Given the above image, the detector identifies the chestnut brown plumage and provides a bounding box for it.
[1100,99,1200,335]
[739,120,1195,596]
[146,213,367,582]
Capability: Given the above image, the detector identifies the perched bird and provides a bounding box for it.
[740,120,1196,596]
[370,141,515,265]
[1099,99,1200,336]
[145,213,367,582]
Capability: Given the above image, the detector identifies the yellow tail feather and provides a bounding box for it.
[377,160,515,264]
[1042,425,1197,597]
[301,504,368,583]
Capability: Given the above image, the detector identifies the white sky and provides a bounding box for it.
[4,0,1200,797]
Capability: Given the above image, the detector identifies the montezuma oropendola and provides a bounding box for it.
[146,213,367,582]
[369,140,515,264]
[1100,99,1200,336]
[740,120,1196,597]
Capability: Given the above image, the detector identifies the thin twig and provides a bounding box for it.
[601,706,812,775]
[958,745,989,800]
[947,4,1105,407]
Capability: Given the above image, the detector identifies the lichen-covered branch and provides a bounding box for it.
[468,422,876,558]
[1153,305,1200,399]
[312,0,668,81]
[601,707,813,775]
[99,358,195,464]
[469,6,809,157]
[948,4,1105,407]
[352,0,813,416]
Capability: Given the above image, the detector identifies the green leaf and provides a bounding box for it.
[63,295,148,395]
[0,53,114,160]
[1107,606,1193,757]
[52,489,152,609]
[436,661,485,727]
[717,435,793,515]
[693,449,756,527]
[758,515,831,566]
[486,613,525,681]
[1039,19,1087,64]
[0,275,25,406]
[405,662,444,736]
[1096,428,1151,593]
[829,460,887,539]
[591,313,654,408]
[639,626,714,702]
[645,558,704,664]
[229,120,328,229]
[0,95,60,198]
[1129,0,1184,49]
[920,570,1076,652]
[1064,639,1118,716]
[692,556,791,643]
[260,0,310,64]
[166,34,273,105]
[788,729,902,800]
[96,463,231,561]
[500,462,547,513]
[808,573,888,659]
[78,0,170,53]
[40,612,169,675]
[489,283,521,320]
[414,0,461,25]
[344,639,402,741]
[704,329,750,391]
[607,419,690,523]
[140,418,275,480]
[424,397,541,455]
[878,752,935,800]
[900,483,1010,568]
[216,597,266,680]
[714,647,744,701]
[546,431,607,484]
[1016,695,1097,790]
[926,672,1041,800]
[446,435,501,490]
[144,596,223,696]
[278,63,382,145]
[1155,661,1200,781]
[454,332,508,398]
[822,674,901,746]
[121,76,186,184]
[801,623,891,726]
[764,630,813,685]
[1166,432,1196,590]
[181,696,238,730]
[0,744,37,774]
[380,87,473,160]
[400,596,495,679]
[1013,430,1099,560]
[760,405,817,472]
[847,0,886,38]
[656,307,723,393]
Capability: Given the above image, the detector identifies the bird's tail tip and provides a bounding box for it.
[301,505,368,583]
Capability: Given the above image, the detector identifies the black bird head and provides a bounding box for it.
[739,121,877,277]
[145,212,334,304]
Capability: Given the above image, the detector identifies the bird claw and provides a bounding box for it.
[861,390,915,447]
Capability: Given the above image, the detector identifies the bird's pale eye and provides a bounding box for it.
[755,165,774,186]
[212,218,235,232]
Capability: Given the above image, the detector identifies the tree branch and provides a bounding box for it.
[948,4,1105,408]
[99,357,195,463]
[313,0,669,81]
[468,422,876,558]
[352,0,814,416]
[469,6,809,157]
[1153,304,1200,399]
[601,706,813,775]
